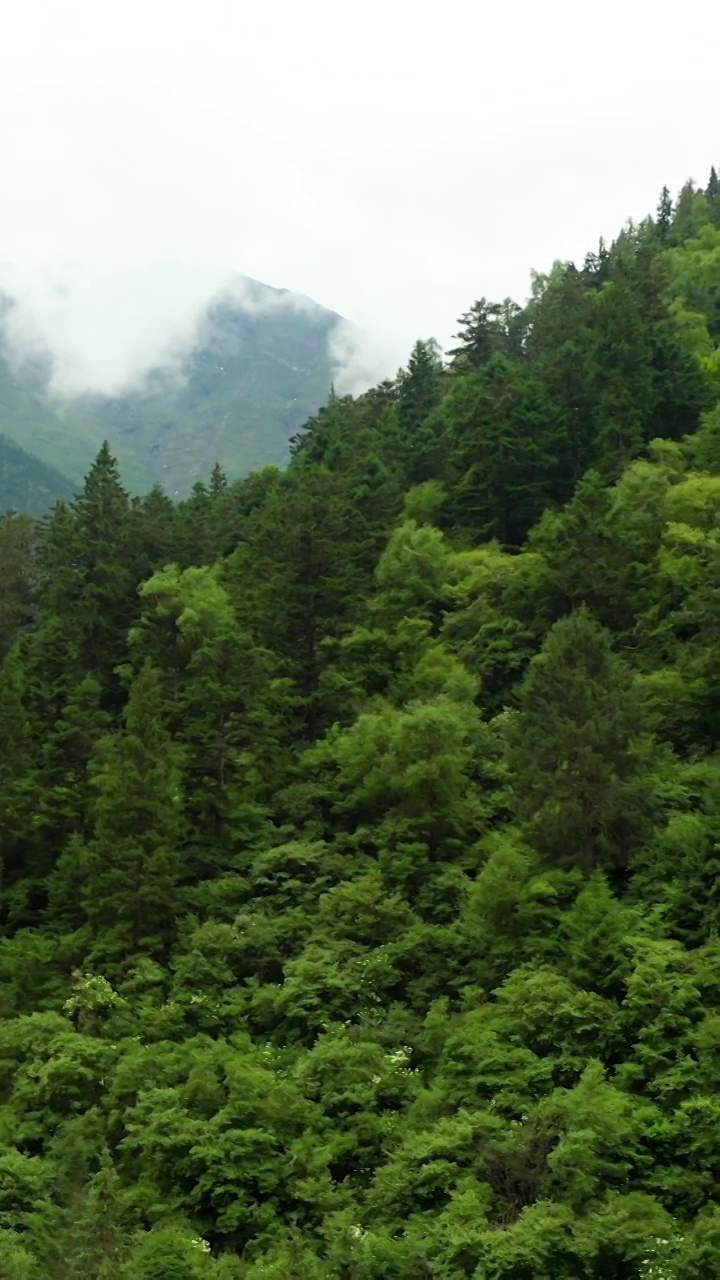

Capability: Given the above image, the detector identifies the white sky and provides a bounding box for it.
[0,0,718,394]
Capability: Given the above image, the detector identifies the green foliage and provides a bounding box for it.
[0,187,718,1276]
[507,609,657,871]
[48,661,187,970]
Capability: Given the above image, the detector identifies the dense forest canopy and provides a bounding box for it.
[0,174,718,1278]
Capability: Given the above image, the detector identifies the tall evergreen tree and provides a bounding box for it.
[507,609,655,872]
[444,357,562,545]
[0,647,36,898]
[70,443,135,687]
[397,339,444,434]
[226,468,366,734]
[656,186,673,241]
[73,662,186,969]
[132,484,180,579]
[669,179,710,245]
[705,165,720,225]
[37,674,111,853]
[0,514,36,663]
[449,298,506,369]
[133,564,281,871]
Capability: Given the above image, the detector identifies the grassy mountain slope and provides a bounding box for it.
[0,343,110,485]
[0,279,339,508]
[0,335,185,497]
[0,432,75,515]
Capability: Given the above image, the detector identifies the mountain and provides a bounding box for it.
[0,431,75,515]
[0,327,113,500]
[79,280,341,495]
[0,278,340,508]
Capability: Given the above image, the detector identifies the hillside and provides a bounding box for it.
[0,332,119,498]
[0,432,75,515]
[0,174,718,1277]
[80,281,340,495]
[0,279,339,508]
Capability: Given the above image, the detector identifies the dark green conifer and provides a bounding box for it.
[507,608,655,872]
[77,662,186,969]
[397,339,444,434]
[655,185,673,240]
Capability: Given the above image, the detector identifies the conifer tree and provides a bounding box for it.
[507,609,655,872]
[707,165,720,225]
[132,484,179,579]
[397,339,444,434]
[210,462,228,494]
[444,357,561,544]
[70,443,135,686]
[38,674,111,852]
[656,185,673,241]
[77,662,186,969]
[134,564,281,870]
[227,468,364,733]
[0,513,36,662]
[669,179,710,245]
[0,647,36,894]
[34,500,78,617]
[449,298,505,369]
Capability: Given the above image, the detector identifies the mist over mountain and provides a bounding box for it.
[0,277,342,507]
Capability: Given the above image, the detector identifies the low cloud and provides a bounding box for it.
[0,84,330,399]
[1,259,232,399]
[0,79,717,407]
[329,319,409,396]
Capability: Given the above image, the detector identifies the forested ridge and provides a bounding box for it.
[0,175,718,1278]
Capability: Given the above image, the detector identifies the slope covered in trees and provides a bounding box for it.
[0,176,718,1278]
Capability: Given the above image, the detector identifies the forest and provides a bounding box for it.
[0,173,718,1278]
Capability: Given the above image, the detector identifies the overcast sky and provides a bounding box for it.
[1,0,718,395]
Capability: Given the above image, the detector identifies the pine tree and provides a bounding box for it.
[445,357,562,545]
[0,513,36,663]
[177,478,231,565]
[706,165,720,225]
[210,462,228,494]
[0,647,36,895]
[583,239,611,285]
[524,263,599,495]
[70,443,135,686]
[133,563,280,871]
[38,674,111,852]
[132,484,179,579]
[77,662,186,969]
[449,298,506,369]
[669,179,710,245]
[531,469,613,615]
[655,186,673,241]
[507,609,655,872]
[227,468,365,734]
[33,500,80,631]
[37,1151,127,1280]
[397,339,444,435]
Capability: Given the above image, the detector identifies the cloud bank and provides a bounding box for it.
[0,65,717,402]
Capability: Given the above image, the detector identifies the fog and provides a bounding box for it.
[1,1,718,398]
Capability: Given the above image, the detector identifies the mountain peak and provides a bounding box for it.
[0,281,340,507]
